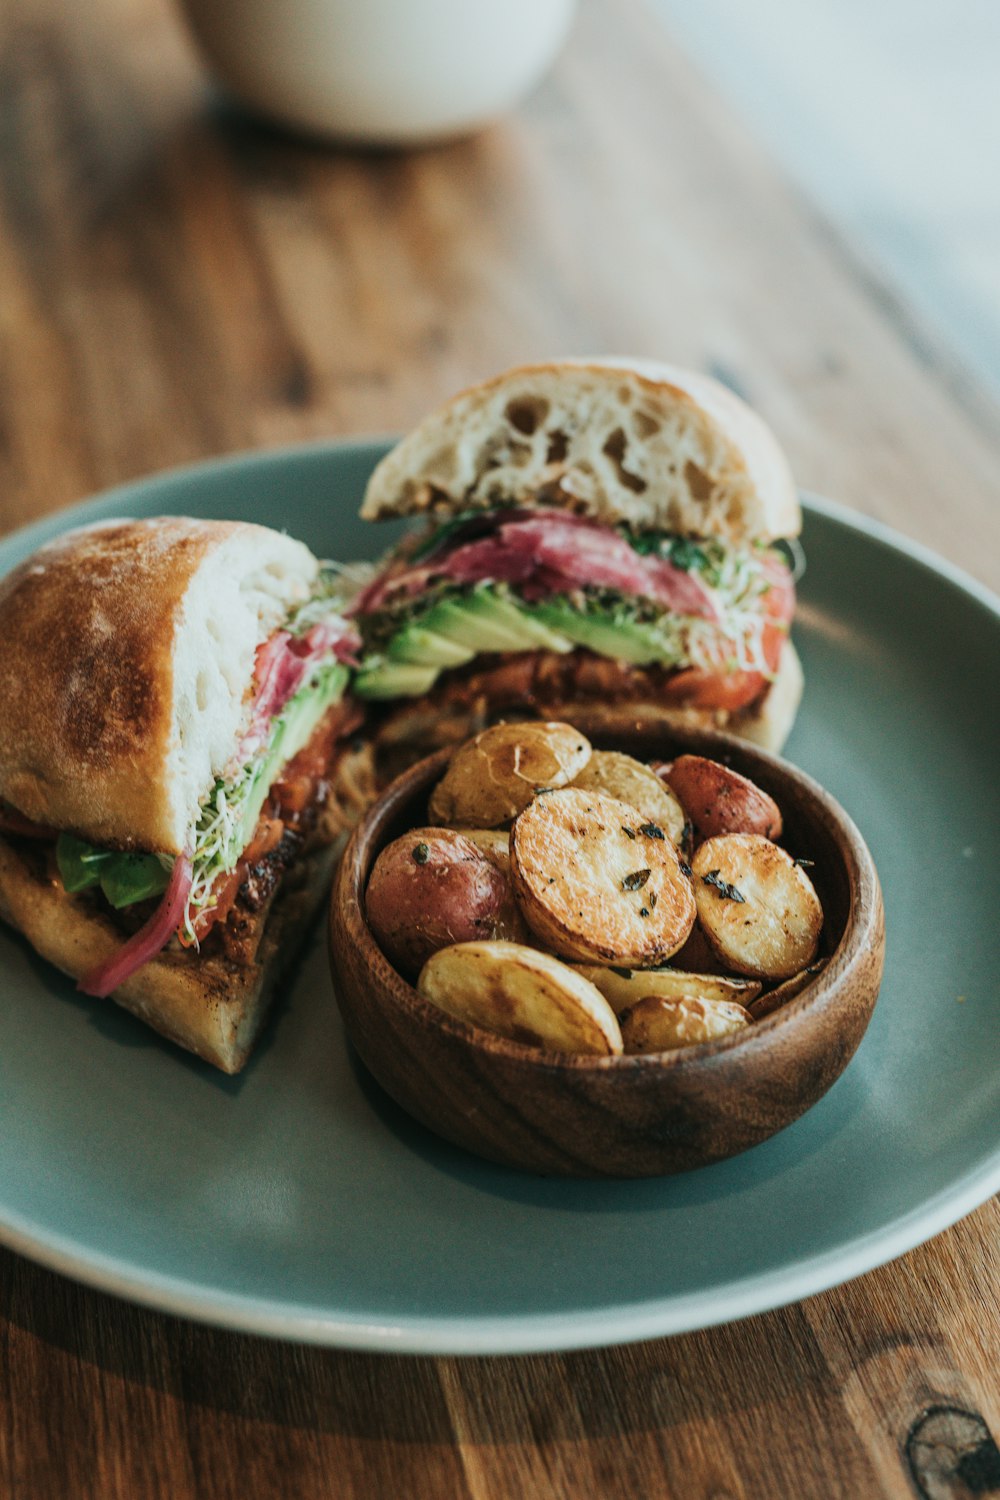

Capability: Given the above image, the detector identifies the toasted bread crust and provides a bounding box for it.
[0,517,317,853]
[361,358,800,542]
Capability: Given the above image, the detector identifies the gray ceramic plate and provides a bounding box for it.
[1,441,997,1355]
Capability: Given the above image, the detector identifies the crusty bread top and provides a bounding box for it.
[361,359,800,542]
[0,517,317,853]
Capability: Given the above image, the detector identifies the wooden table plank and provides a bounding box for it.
[0,0,997,1496]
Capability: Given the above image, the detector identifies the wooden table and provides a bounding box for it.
[1,0,998,1494]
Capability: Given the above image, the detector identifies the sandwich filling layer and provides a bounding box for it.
[348,506,795,708]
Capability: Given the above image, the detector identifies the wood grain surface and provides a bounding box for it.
[1,0,998,1495]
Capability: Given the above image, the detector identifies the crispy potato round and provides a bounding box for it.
[417,941,623,1055]
[619,995,751,1053]
[366,828,507,976]
[692,834,823,979]
[510,788,696,965]
[428,721,592,828]
[747,959,828,1020]
[571,751,687,846]
[570,963,761,1015]
[664,755,783,842]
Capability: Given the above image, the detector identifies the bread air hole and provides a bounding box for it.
[602,428,648,495]
[684,460,714,502]
[505,398,550,435]
[633,409,661,440]
[546,428,569,464]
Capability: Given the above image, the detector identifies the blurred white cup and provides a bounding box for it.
[178,0,579,146]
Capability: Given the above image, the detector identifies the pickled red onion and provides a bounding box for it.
[77,853,193,998]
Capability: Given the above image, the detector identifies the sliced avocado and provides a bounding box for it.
[353,660,441,700]
[233,663,349,851]
[388,624,475,669]
[465,591,574,653]
[530,601,676,667]
[418,596,536,653]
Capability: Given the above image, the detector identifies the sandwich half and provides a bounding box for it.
[349,359,804,762]
[0,517,372,1072]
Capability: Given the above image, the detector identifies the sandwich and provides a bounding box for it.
[346,359,804,761]
[0,517,373,1072]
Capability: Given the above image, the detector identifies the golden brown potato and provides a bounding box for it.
[510,788,696,965]
[366,828,508,976]
[428,721,592,828]
[664,755,783,842]
[571,751,686,846]
[748,959,828,1019]
[619,994,751,1053]
[417,941,623,1055]
[691,833,823,979]
[570,963,761,1015]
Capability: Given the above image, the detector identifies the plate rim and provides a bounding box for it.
[1,440,998,1355]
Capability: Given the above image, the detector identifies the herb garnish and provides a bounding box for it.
[412,843,430,864]
[622,825,636,840]
[622,868,652,891]
[639,822,665,840]
[701,869,746,903]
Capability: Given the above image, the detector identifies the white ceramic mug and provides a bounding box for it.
[178,0,579,146]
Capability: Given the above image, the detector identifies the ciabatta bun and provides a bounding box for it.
[361,358,800,543]
[0,518,318,854]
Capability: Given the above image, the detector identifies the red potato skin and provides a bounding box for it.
[663,755,783,842]
[365,828,508,976]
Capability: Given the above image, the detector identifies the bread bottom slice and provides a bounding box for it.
[0,740,377,1074]
[0,834,340,1074]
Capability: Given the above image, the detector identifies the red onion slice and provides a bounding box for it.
[78,854,193,998]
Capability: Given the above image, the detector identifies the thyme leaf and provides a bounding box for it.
[701,868,746,903]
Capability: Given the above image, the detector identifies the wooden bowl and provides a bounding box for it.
[328,725,885,1177]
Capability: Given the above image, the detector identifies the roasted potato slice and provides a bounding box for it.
[366,828,508,976]
[691,834,823,979]
[748,959,828,1019]
[511,788,696,965]
[664,755,782,842]
[571,751,686,846]
[417,941,623,1055]
[570,963,761,1015]
[619,995,751,1053]
[429,721,592,827]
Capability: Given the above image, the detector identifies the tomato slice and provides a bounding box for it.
[663,559,795,712]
